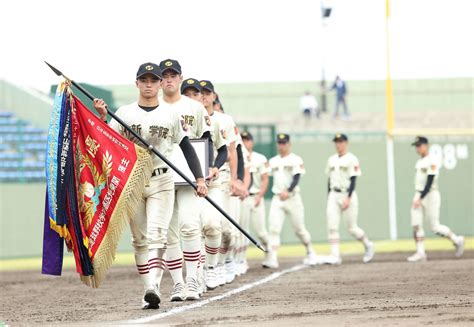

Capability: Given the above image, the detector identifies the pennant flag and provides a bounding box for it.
[42,81,152,288]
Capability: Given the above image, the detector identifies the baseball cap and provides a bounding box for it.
[241,131,253,141]
[136,62,162,79]
[277,133,290,143]
[159,59,182,75]
[181,78,201,94]
[411,136,429,146]
[333,133,348,142]
[199,80,215,93]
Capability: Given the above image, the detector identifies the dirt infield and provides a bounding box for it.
[1,251,473,326]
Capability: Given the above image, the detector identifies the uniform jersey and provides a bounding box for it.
[109,102,188,170]
[325,152,361,190]
[269,153,305,194]
[212,111,237,171]
[208,111,228,158]
[414,153,439,191]
[247,151,270,194]
[159,96,209,139]
[160,95,211,173]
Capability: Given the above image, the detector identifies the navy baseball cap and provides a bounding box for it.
[136,62,162,79]
[241,131,253,141]
[277,133,290,143]
[159,59,182,74]
[412,136,429,146]
[333,133,348,142]
[181,78,201,94]
[199,80,215,93]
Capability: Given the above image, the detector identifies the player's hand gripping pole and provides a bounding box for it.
[45,61,266,253]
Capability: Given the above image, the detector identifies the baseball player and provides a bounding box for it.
[239,131,270,271]
[93,62,208,310]
[325,133,374,264]
[407,136,465,262]
[199,80,238,290]
[265,133,318,268]
[180,78,208,294]
[210,91,248,284]
[156,60,214,302]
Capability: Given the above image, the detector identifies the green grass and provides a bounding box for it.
[1,237,471,272]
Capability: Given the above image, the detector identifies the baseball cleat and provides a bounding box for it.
[185,277,200,301]
[262,258,279,269]
[217,264,226,286]
[325,255,342,265]
[262,251,279,269]
[407,252,427,262]
[303,252,319,266]
[235,262,243,277]
[225,260,236,284]
[455,236,465,258]
[240,260,249,275]
[143,286,161,309]
[205,266,219,290]
[170,282,185,302]
[198,272,206,295]
[363,242,375,263]
[141,299,150,310]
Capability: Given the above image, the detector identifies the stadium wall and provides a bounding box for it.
[1,134,472,259]
[109,78,472,118]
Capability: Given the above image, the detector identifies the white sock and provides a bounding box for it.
[197,239,205,278]
[197,252,205,279]
[330,241,340,258]
[183,238,201,281]
[449,233,459,244]
[135,252,153,290]
[225,245,235,262]
[205,235,220,267]
[218,246,227,265]
[360,236,371,248]
[416,241,425,255]
[148,248,166,288]
[270,247,278,261]
[305,243,315,255]
[165,246,184,286]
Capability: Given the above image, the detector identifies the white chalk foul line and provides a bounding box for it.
[123,264,308,324]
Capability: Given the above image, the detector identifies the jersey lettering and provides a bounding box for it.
[149,125,170,138]
[181,114,195,127]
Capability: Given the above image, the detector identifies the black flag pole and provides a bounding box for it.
[45,61,266,253]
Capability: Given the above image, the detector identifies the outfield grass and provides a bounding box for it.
[0,237,472,272]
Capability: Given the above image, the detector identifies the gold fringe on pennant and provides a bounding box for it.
[81,145,152,288]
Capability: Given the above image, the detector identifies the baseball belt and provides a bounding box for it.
[151,168,168,177]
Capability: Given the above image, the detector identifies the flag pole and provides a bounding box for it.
[44,61,266,253]
[384,0,398,240]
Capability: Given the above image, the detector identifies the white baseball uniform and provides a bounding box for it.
[109,101,188,289]
[159,95,209,284]
[212,112,240,252]
[411,153,451,240]
[200,110,229,268]
[268,153,311,250]
[241,151,270,247]
[325,152,365,242]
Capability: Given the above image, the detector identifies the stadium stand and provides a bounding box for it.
[0,110,47,183]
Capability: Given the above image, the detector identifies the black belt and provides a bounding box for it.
[332,188,347,193]
[151,168,168,177]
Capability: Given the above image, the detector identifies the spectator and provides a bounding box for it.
[330,76,349,119]
[299,91,319,119]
